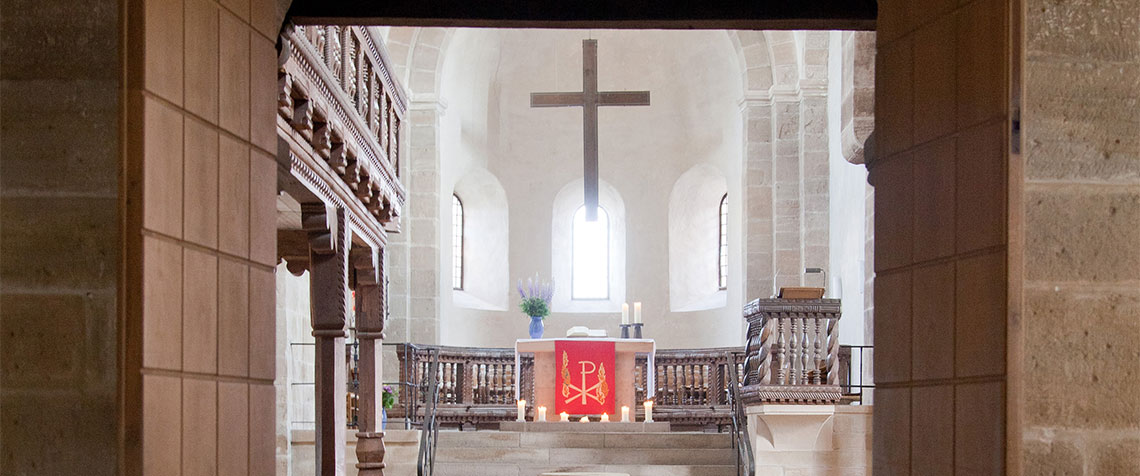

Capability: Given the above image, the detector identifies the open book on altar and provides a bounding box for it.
[565,326,607,337]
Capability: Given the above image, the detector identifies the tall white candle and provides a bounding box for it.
[517,399,526,422]
[560,412,569,422]
[600,412,610,422]
[643,400,654,422]
[537,406,547,422]
[621,406,630,422]
[634,302,642,324]
[621,303,630,325]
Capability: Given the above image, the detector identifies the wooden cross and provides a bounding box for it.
[531,39,650,221]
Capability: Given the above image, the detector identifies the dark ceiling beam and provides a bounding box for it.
[288,0,877,30]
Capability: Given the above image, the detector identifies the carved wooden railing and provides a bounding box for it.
[277,25,407,253]
[740,298,843,404]
[392,343,747,429]
[392,343,533,427]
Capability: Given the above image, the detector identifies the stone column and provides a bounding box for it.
[800,83,830,275]
[741,95,775,300]
[354,246,387,475]
[771,88,804,290]
[305,204,351,476]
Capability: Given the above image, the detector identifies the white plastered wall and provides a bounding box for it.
[435,29,746,348]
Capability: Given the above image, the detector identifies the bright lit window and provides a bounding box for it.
[452,194,464,290]
[572,205,609,300]
[718,193,728,289]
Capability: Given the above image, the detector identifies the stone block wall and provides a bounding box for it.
[0,0,121,473]
[1020,0,1140,471]
[121,0,284,474]
[871,0,1011,474]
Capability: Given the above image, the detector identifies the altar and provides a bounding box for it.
[514,338,656,417]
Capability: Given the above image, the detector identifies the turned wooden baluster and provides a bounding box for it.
[790,316,801,385]
[800,317,811,385]
[814,315,824,385]
[776,316,788,385]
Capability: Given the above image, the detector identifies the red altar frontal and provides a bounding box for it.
[515,338,656,416]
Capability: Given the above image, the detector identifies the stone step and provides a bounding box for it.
[434,463,737,476]
[435,447,736,466]
[435,431,732,449]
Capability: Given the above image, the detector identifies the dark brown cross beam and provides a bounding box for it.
[531,39,650,221]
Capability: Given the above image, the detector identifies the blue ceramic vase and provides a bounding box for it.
[381,407,387,430]
[528,316,545,339]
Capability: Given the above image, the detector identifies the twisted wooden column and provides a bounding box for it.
[354,246,386,476]
[757,316,776,385]
[827,318,840,385]
[305,205,350,476]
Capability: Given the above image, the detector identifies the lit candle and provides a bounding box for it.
[560,412,569,422]
[517,400,526,422]
[537,406,547,422]
[600,412,610,422]
[621,406,630,422]
[579,416,590,423]
[634,302,642,324]
[621,303,630,325]
[643,400,654,422]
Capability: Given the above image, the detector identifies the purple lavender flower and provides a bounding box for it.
[517,274,555,318]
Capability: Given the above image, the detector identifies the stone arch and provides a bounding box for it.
[381,27,454,98]
[728,30,774,93]
[726,30,804,95]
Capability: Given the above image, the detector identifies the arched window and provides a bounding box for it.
[718,193,728,289]
[451,194,464,290]
[572,205,610,300]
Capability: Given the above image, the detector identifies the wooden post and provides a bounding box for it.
[354,246,386,476]
[306,204,350,476]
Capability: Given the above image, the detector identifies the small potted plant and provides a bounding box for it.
[518,275,554,339]
[381,385,397,429]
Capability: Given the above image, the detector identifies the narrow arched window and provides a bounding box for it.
[452,194,464,290]
[572,205,609,300]
[718,193,728,289]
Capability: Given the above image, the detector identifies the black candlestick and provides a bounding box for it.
[632,323,643,339]
[620,324,631,339]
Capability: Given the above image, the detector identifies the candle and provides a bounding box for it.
[621,303,630,325]
[517,400,526,422]
[621,406,630,422]
[579,416,590,423]
[560,412,569,422]
[600,412,610,422]
[643,400,654,422]
[537,406,547,422]
[634,302,642,324]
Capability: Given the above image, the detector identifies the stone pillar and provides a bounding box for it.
[800,82,829,276]
[354,246,387,475]
[305,204,351,476]
[742,95,775,301]
[771,88,803,290]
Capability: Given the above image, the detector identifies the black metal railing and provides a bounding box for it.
[727,353,755,476]
[838,345,873,401]
[417,349,441,476]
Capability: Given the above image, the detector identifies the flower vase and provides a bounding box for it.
[528,316,545,339]
[381,408,388,430]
